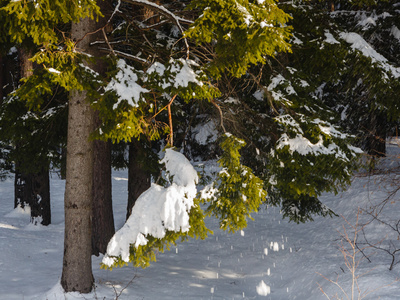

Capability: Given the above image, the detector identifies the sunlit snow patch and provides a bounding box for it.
[106,59,149,109]
[0,223,18,230]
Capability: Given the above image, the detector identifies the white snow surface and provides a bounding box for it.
[192,120,218,145]
[48,68,61,74]
[324,31,340,44]
[1,142,400,299]
[391,25,400,42]
[103,149,198,266]
[106,59,149,109]
[170,59,203,89]
[276,133,348,160]
[145,59,203,90]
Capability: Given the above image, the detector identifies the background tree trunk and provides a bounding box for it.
[14,48,51,225]
[90,0,115,256]
[0,54,4,103]
[365,111,387,157]
[92,122,115,256]
[14,165,33,209]
[14,49,34,210]
[30,166,51,225]
[127,140,151,219]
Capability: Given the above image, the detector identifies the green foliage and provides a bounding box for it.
[15,48,106,113]
[185,0,292,77]
[93,58,220,143]
[0,93,68,174]
[1,0,100,44]
[204,134,267,232]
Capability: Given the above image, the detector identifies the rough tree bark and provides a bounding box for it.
[61,0,115,291]
[61,19,96,293]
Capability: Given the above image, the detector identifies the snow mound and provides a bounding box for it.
[5,204,31,218]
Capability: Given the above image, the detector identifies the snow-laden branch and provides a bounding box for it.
[340,32,400,78]
[102,149,199,266]
[122,0,192,57]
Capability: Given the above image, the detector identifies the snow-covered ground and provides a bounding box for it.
[1,144,400,299]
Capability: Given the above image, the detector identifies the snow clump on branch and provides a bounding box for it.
[102,149,198,266]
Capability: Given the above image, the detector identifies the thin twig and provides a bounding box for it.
[166,94,177,146]
[211,99,226,133]
[102,28,116,56]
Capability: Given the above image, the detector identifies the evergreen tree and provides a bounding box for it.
[1,0,103,293]
[4,0,398,293]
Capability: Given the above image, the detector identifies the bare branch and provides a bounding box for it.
[122,0,191,58]
[98,48,151,64]
[211,99,226,133]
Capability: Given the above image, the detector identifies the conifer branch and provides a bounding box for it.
[248,72,279,115]
[122,0,191,58]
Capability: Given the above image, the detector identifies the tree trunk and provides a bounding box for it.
[61,17,96,293]
[61,0,114,291]
[92,126,115,256]
[0,54,4,103]
[14,165,33,209]
[127,140,151,219]
[61,87,94,293]
[90,0,115,256]
[365,111,386,157]
[30,166,51,225]
[14,49,34,210]
[14,48,51,226]
[14,164,51,226]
